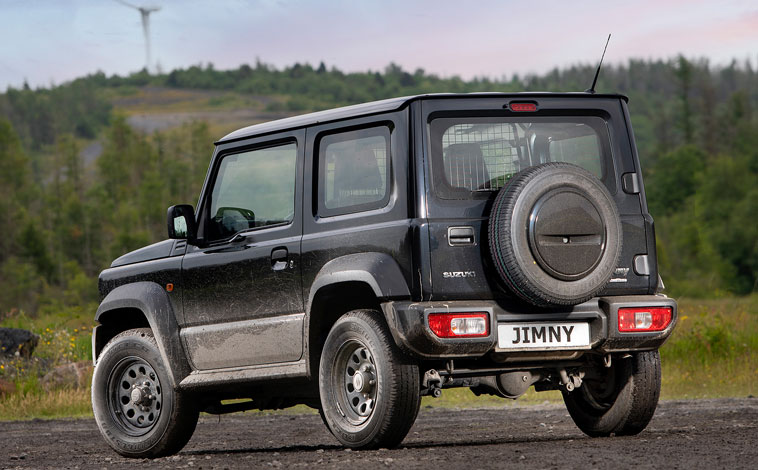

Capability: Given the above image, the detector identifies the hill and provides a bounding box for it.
[0,58,757,317]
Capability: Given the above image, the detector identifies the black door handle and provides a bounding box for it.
[448,226,475,246]
[271,247,288,271]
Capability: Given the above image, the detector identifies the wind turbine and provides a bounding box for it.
[116,0,161,72]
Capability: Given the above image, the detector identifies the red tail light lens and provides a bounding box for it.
[509,102,537,112]
[618,307,672,332]
[428,312,489,338]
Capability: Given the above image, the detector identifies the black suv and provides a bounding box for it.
[91,93,677,457]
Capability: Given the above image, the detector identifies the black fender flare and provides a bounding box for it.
[307,252,411,310]
[93,281,190,388]
[304,252,411,377]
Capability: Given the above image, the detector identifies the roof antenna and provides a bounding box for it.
[586,34,611,94]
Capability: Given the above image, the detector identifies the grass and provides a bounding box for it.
[1,296,755,420]
[104,86,273,115]
[420,388,563,409]
[1,307,95,365]
[0,386,93,420]
[1,307,95,420]
[659,296,758,399]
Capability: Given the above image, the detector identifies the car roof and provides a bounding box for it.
[217,92,628,144]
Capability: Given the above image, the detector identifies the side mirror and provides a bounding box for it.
[167,204,197,242]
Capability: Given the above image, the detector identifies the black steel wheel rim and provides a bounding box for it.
[332,339,378,426]
[107,356,163,436]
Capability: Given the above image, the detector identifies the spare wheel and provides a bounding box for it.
[488,163,622,307]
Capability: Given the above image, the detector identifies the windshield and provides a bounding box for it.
[429,116,611,199]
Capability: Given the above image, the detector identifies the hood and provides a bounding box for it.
[111,239,177,268]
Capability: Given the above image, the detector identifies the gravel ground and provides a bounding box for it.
[1,398,756,469]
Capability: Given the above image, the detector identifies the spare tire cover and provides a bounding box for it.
[488,163,622,307]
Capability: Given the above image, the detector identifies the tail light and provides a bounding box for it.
[618,307,672,332]
[428,312,489,338]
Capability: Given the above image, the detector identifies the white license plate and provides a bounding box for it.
[497,322,590,350]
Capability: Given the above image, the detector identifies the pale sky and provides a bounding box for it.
[1,0,757,89]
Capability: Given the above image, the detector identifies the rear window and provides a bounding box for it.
[429,116,611,199]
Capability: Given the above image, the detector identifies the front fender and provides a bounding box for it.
[94,281,190,388]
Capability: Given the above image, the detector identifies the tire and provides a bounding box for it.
[92,328,199,458]
[563,351,661,437]
[488,163,622,307]
[318,309,421,449]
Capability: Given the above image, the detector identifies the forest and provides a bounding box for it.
[0,57,757,320]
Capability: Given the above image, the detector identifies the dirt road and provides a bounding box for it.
[1,398,755,469]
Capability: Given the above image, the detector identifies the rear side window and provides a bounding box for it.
[430,116,610,199]
[317,126,391,216]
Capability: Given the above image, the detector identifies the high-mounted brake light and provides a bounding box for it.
[509,102,537,112]
[618,307,672,332]
[428,312,489,338]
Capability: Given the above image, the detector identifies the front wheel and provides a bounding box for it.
[318,309,421,449]
[92,328,199,458]
[563,350,661,437]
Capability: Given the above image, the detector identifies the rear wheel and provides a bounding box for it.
[92,328,198,458]
[563,351,661,437]
[318,309,420,449]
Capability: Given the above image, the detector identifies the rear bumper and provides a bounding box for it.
[381,295,677,359]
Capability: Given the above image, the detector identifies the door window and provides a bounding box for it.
[208,142,297,241]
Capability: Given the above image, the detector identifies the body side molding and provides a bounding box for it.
[179,360,308,390]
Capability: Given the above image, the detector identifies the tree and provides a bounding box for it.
[645,146,706,217]
[675,56,694,144]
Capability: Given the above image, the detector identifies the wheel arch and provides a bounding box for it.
[304,252,411,379]
[93,281,191,388]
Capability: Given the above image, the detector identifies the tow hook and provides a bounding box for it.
[422,369,443,398]
[558,369,584,392]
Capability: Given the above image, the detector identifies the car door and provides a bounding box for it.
[180,130,304,370]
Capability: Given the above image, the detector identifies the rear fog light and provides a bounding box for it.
[428,312,489,338]
[618,307,672,332]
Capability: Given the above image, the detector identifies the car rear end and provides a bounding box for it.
[385,94,676,416]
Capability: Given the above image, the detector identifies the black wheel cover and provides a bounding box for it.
[488,163,622,307]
